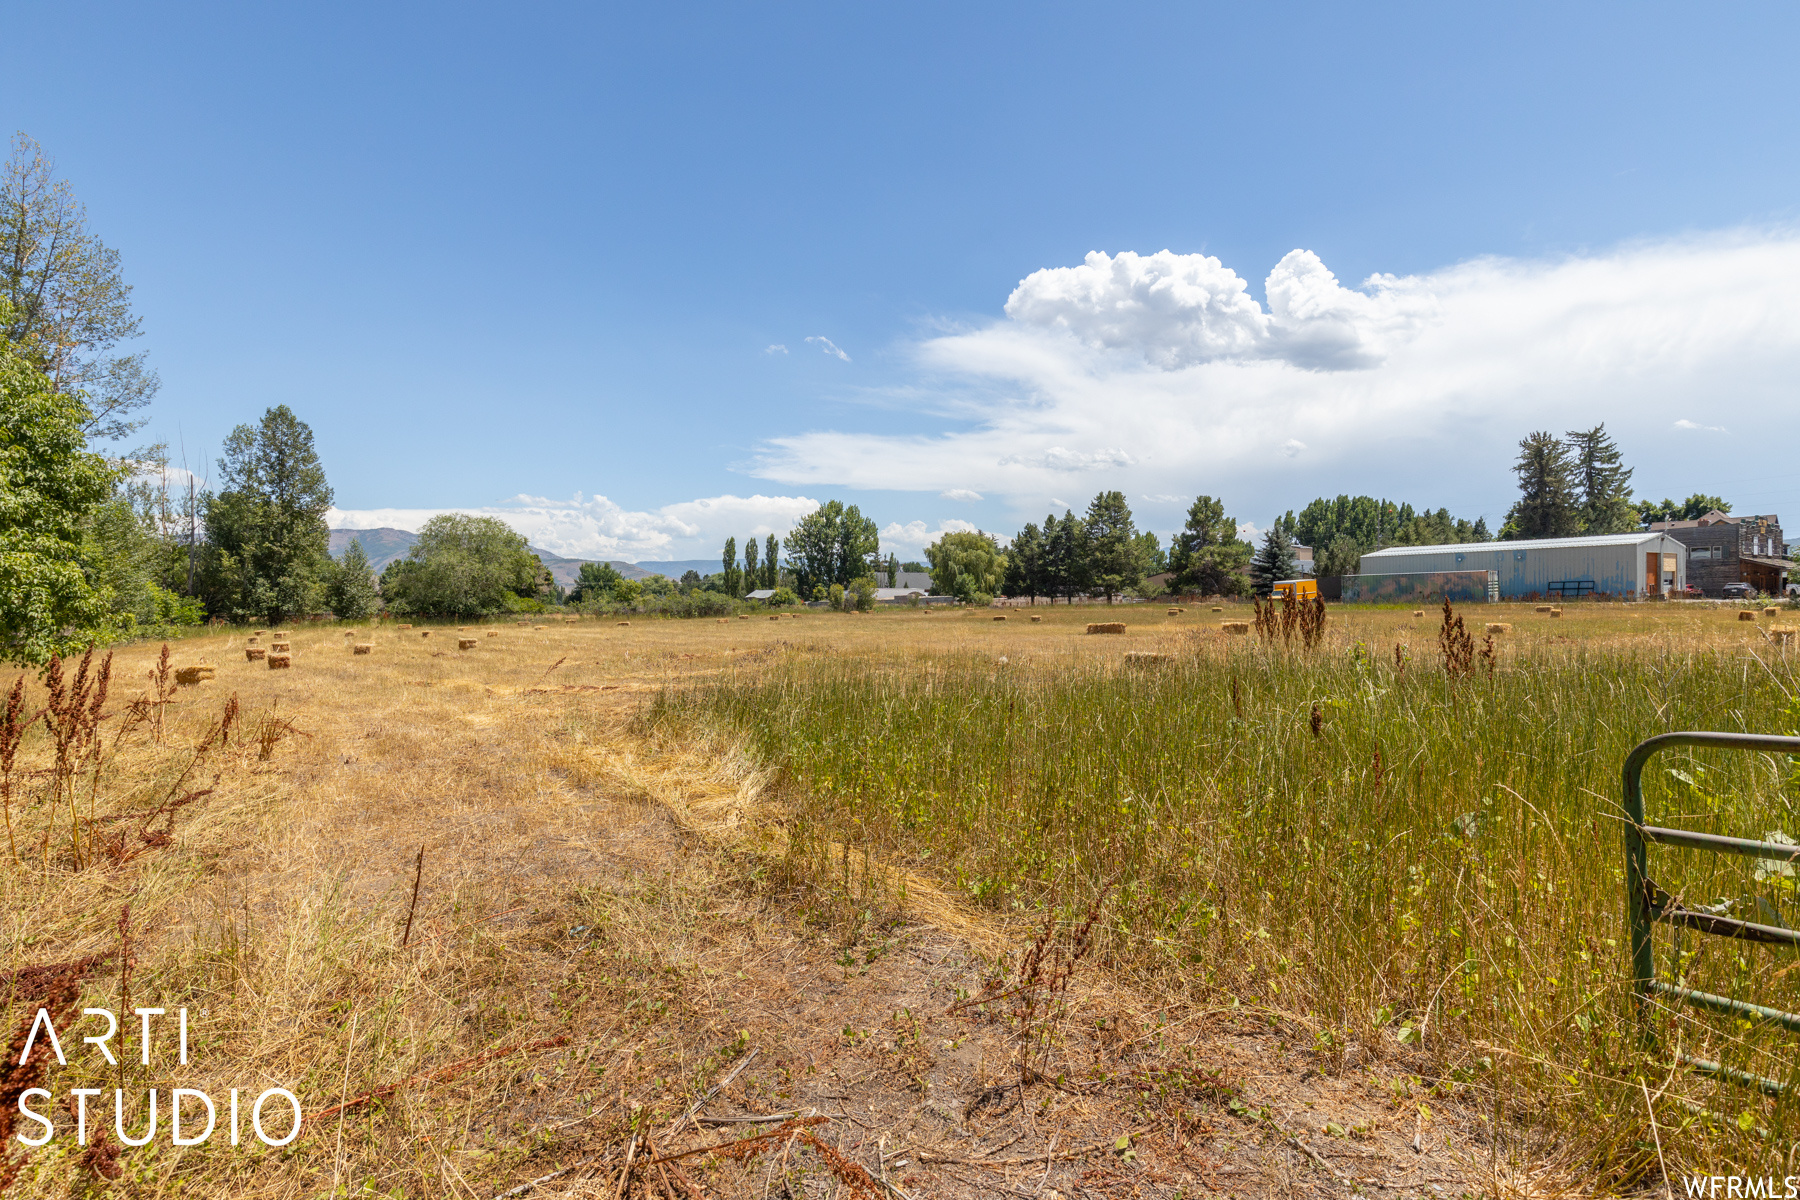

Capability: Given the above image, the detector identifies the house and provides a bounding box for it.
[1358,531,1689,600]
[1645,511,1789,597]
[877,570,934,590]
[874,588,933,604]
[1291,543,1314,576]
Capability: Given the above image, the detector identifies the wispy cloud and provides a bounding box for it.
[805,335,851,362]
[765,344,788,355]
[1673,418,1727,432]
[939,488,983,502]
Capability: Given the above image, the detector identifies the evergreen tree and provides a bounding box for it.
[1003,522,1043,602]
[1168,495,1250,596]
[1084,490,1140,603]
[1472,517,1491,541]
[1565,423,1637,534]
[1045,510,1089,602]
[743,536,759,589]
[199,404,333,624]
[1250,526,1297,597]
[763,535,779,588]
[325,539,381,620]
[1501,431,1580,539]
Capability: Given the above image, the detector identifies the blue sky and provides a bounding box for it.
[7,3,1799,560]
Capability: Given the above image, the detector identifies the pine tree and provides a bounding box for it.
[1003,523,1043,602]
[1046,511,1089,602]
[1565,424,1637,534]
[326,539,381,619]
[1084,491,1140,603]
[1168,496,1250,596]
[1250,527,1296,597]
[1501,431,1579,539]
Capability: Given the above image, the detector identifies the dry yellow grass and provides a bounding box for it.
[0,601,1789,1196]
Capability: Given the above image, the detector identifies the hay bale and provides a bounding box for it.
[517,619,530,626]
[1030,615,1042,623]
[271,641,291,653]
[458,625,468,631]
[1413,611,1425,618]
[457,637,477,650]
[420,630,432,639]
[1739,610,1757,622]
[566,616,579,623]
[398,623,412,630]
[272,631,290,639]
[1167,608,1182,616]
[267,653,291,670]
[616,621,631,627]
[254,629,266,637]
[769,615,780,621]
[1765,606,1781,617]
[344,630,355,637]
[1211,606,1223,612]
[1485,623,1512,634]
[174,665,214,686]
[1124,651,1172,668]
[993,615,1007,622]
[533,625,545,631]
[717,618,728,624]
[738,615,749,621]
[486,630,498,637]
[353,643,373,655]
[1535,605,1554,613]
[245,647,266,661]
[1771,627,1796,646]
[1220,621,1250,635]
[1086,622,1127,635]
[1550,609,1563,618]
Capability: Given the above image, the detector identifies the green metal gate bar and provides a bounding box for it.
[1624,731,1800,1092]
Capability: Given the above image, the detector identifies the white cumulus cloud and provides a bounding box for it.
[751,231,1800,524]
[880,518,979,553]
[328,492,821,561]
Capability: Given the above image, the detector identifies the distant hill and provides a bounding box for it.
[632,559,720,580]
[330,528,665,590]
[329,527,417,572]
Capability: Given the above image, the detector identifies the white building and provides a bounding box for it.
[1358,531,1688,600]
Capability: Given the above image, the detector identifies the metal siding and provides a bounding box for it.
[1358,536,1685,599]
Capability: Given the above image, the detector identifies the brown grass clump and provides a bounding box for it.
[1220,620,1250,634]
[1124,651,1171,668]
[267,652,291,669]
[420,630,432,639]
[245,647,266,661]
[457,638,477,650]
[1085,622,1126,634]
[1739,610,1757,621]
[353,643,373,655]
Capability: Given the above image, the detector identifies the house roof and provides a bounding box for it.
[1362,531,1674,557]
[744,589,777,599]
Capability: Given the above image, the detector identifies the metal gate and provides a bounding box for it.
[1624,731,1800,1093]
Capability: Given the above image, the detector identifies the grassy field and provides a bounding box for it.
[653,599,1800,1178]
[0,600,1796,1195]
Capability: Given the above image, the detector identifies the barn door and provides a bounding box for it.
[1646,552,1659,595]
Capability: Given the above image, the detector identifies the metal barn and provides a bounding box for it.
[1357,532,1688,600]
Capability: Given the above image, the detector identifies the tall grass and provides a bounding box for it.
[657,627,1800,1175]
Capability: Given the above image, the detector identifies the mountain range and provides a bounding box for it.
[328,529,718,590]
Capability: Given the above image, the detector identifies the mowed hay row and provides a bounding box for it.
[1220,620,1250,635]
[1086,622,1127,635]
[352,643,374,655]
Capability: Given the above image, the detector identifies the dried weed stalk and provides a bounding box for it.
[1439,598,1475,678]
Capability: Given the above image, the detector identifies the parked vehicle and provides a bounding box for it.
[1682,583,1703,597]
[1272,578,1320,602]
[1722,582,1757,600]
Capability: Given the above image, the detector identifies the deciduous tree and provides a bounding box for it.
[383,514,537,616]
[199,405,334,623]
